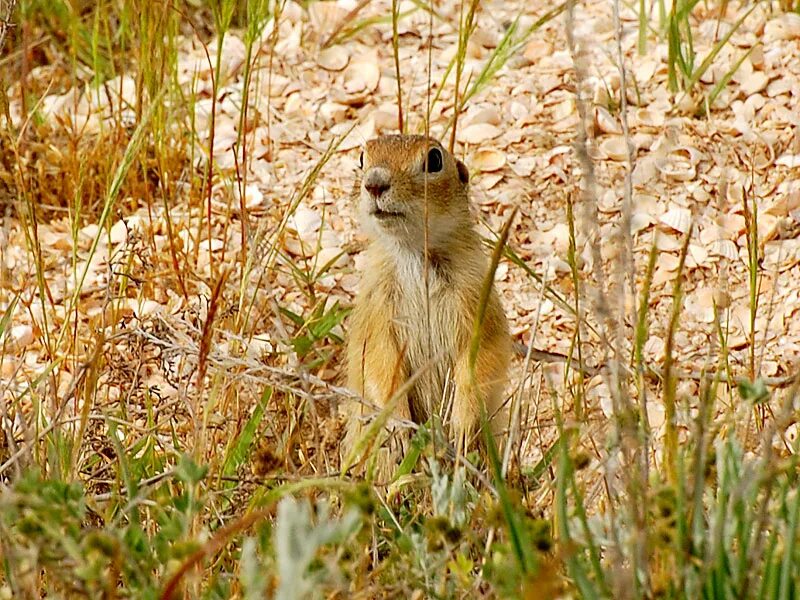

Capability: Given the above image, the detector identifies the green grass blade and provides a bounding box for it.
[221,387,272,480]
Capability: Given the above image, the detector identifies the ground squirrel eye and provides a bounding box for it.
[424,148,443,173]
[359,151,364,169]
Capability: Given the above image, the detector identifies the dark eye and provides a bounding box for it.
[424,147,443,173]
[359,151,364,169]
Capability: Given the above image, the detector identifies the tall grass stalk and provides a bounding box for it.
[742,185,759,381]
[661,225,692,484]
[666,0,758,109]
[448,0,479,152]
[469,207,536,579]
[58,87,166,352]
[614,0,651,590]
[435,3,566,139]
[200,0,236,275]
[391,0,404,132]
[0,0,16,53]
[231,0,276,333]
[637,0,647,54]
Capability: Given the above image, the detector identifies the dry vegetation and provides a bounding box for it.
[1,0,800,598]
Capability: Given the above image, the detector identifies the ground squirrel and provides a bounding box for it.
[343,134,511,477]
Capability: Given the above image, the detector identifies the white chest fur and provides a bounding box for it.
[389,247,460,417]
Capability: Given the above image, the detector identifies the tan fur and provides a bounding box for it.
[343,135,511,477]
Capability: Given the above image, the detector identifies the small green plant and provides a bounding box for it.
[280,299,349,367]
[0,456,210,597]
[662,0,758,109]
[272,496,361,599]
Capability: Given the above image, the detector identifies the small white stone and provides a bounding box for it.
[6,325,34,350]
[109,220,128,245]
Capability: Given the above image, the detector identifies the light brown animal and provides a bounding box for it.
[343,135,511,477]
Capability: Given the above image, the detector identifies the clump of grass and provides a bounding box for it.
[662,0,759,111]
[545,2,800,598]
[442,2,567,145]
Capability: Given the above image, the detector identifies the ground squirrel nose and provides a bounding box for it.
[365,181,389,197]
[364,169,390,198]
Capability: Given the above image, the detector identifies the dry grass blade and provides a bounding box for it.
[0,0,16,53]
[469,207,516,381]
[320,0,372,49]
[662,223,692,482]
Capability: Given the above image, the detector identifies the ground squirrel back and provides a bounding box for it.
[343,135,511,477]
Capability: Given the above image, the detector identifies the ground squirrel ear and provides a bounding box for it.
[456,160,469,185]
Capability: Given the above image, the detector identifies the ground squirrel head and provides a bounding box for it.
[356,135,472,253]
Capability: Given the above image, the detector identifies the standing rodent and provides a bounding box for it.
[343,134,511,477]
